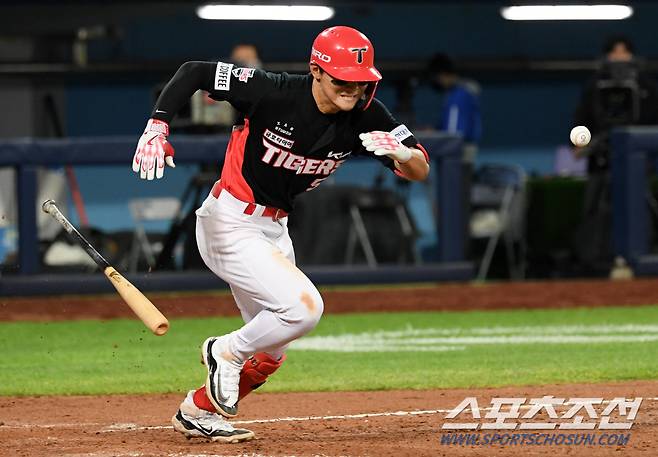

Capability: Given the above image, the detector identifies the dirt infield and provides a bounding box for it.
[1,382,657,457]
[2,278,658,456]
[2,278,658,321]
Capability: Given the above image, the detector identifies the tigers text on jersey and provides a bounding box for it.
[157,61,427,213]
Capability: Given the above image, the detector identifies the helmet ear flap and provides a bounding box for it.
[358,81,378,110]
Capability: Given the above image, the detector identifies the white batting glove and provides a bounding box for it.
[359,131,412,163]
[132,119,176,180]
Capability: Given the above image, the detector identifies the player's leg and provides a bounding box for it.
[238,349,287,399]
[223,239,323,360]
[191,284,288,413]
[231,283,262,324]
[198,210,324,360]
[173,208,258,440]
[230,284,289,399]
[197,204,323,416]
[230,216,295,395]
[228,220,299,399]
[201,237,323,416]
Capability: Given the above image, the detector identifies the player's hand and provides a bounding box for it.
[359,131,412,163]
[132,119,176,180]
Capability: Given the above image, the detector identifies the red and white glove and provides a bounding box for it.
[132,119,176,180]
[359,131,412,163]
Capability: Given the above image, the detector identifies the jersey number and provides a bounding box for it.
[306,177,328,191]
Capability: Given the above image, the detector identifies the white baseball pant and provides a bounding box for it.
[195,187,324,362]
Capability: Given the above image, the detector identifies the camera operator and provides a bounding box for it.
[573,36,658,268]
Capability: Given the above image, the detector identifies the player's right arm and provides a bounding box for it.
[132,61,278,180]
[150,61,218,124]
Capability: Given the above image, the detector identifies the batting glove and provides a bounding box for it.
[359,131,412,164]
[132,119,176,180]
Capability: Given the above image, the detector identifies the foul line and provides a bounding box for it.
[2,398,657,433]
[99,397,658,433]
[99,408,449,433]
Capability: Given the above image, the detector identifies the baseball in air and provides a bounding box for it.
[570,125,591,147]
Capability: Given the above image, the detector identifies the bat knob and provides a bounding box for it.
[42,199,56,214]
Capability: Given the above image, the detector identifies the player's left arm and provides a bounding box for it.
[358,99,430,181]
[359,131,429,181]
[392,146,429,181]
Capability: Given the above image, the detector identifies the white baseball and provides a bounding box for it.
[570,125,591,147]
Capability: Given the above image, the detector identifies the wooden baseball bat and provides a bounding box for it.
[42,199,169,336]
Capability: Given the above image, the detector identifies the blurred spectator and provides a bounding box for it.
[573,35,658,268]
[428,53,482,164]
[228,43,263,125]
[190,43,263,130]
[230,43,262,69]
[428,53,482,257]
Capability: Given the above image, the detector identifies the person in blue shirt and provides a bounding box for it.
[429,53,482,257]
[429,53,482,164]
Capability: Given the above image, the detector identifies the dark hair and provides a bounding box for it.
[428,53,456,75]
[602,35,634,55]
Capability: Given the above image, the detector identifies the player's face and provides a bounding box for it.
[318,70,368,112]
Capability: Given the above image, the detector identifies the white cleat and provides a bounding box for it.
[172,391,254,443]
[201,336,242,418]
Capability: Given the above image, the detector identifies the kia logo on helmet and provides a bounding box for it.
[312,48,331,63]
[349,46,368,64]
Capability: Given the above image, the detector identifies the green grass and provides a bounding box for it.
[2,305,658,395]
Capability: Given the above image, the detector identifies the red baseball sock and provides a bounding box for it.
[192,386,217,413]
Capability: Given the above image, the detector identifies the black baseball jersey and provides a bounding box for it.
[153,61,428,212]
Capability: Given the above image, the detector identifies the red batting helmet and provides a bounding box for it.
[310,26,382,109]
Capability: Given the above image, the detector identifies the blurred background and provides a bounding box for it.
[1,0,657,294]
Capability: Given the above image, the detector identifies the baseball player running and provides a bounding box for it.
[132,26,430,443]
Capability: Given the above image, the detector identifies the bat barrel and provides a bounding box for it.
[104,267,170,336]
[42,199,169,336]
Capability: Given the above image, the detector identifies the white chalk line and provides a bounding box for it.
[100,397,658,433]
[0,421,104,429]
[292,324,658,352]
[3,398,657,433]
[100,408,450,433]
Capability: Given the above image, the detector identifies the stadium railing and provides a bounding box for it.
[0,133,472,295]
